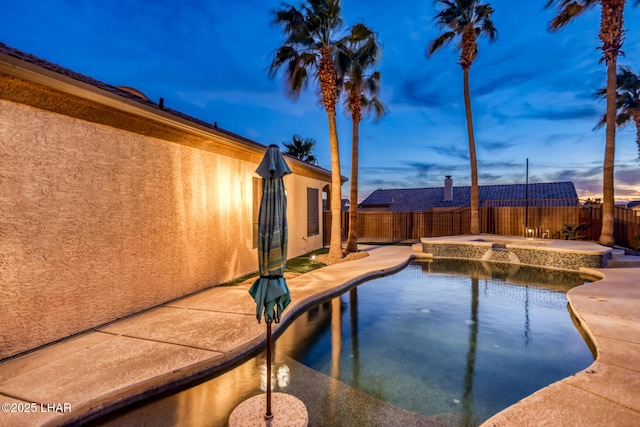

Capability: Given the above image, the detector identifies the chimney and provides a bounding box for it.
[444,176,453,201]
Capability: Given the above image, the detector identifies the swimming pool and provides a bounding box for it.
[97,259,595,426]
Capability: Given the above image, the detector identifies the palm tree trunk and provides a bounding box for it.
[463,68,480,235]
[635,118,640,158]
[346,119,359,252]
[327,110,344,259]
[599,53,617,246]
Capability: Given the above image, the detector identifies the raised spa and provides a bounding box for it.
[421,235,612,270]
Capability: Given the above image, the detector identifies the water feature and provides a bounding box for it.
[97,259,595,427]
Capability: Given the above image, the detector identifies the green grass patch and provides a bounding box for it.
[220,248,329,286]
[219,272,259,287]
[285,248,328,273]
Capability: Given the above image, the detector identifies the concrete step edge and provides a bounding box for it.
[606,255,640,268]
[611,249,626,259]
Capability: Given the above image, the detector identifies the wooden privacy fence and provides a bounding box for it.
[324,200,640,248]
[481,198,581,238]
[355,209,471,242]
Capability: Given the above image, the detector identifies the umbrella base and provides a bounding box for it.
[229,392,308,427]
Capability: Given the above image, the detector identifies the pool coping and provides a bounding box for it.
[482,264,640,426]
[0,243,638,426]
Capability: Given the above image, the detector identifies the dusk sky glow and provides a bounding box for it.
[2,1,639,202]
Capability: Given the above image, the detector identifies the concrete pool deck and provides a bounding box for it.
[0,242,638,426]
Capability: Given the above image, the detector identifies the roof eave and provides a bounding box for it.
[0,51,343,183]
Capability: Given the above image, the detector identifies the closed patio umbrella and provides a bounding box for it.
[248,144,292,419]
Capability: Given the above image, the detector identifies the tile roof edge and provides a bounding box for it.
[368,182,575,192]
[0,42,340,178]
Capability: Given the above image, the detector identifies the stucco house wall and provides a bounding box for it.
[0,48,335,359]
[284,174,325,256]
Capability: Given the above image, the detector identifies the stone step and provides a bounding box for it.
[607,255,640,268]
[611,249,626,259]
[412,243,422,252]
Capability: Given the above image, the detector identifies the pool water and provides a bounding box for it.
[98,259,595,427]
[278,259,594,425]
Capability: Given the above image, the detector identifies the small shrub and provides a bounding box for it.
[561,223,591,240]
[633,234,640,251]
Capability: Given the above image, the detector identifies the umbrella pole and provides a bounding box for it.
[265,319,273,419]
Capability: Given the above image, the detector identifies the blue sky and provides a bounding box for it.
[2,0,639,202]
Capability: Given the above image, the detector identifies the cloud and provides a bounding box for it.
[479,140,517,151]
[404,161,438,172]
[477,159,524,172]
[426,145,469,160]
[176,87,319,116]
[359,161,470,191]
[479,172,505,181]
[398,77,456,108]
[523,106,601,121]
[616,166,640,186]
[360,165,417,174]
[549,166,602,182]
[473,71,540,97]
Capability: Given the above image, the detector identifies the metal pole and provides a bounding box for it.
[265,320,273,419]
[525,158,529,233]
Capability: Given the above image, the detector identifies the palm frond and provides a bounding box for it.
[272,5,305,34]
[269,0,349,106]
[285,59,310,100]
[594,112,606,130]
[616,112,631,127]
[337,20,385,122]
[349,22,374,42]
[479,15,498,41]
[365,71,382,94]
[268,45,297,79]
[594,65,640,130]
[545,1,598,31]
[428,0,496,59]
[362,94,387,122]
[283,134,319,164]
[427,32,456,56]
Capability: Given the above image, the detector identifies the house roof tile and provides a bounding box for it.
[360,182,579,211]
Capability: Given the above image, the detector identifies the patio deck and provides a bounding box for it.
[0,242,638,426]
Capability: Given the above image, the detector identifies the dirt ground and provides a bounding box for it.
[314,250,370,265]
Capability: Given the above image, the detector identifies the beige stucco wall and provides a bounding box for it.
[283,174,325,257]
[0,99,328,359]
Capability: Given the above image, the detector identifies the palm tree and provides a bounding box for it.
[595,66,640,158]
[427,0,497,235]
[283,134,319,164]
[546,0,639,246]
[343,24,386,253]
[269,0,350,260]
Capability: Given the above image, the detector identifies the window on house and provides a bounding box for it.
[307,187,319,236]
[253,177,261,248]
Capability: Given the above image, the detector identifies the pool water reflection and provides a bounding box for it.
[99,259,595,427]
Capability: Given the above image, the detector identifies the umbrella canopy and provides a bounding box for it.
[249,145,292,323]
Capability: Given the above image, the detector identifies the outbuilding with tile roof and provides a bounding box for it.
[360,179,579,212]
